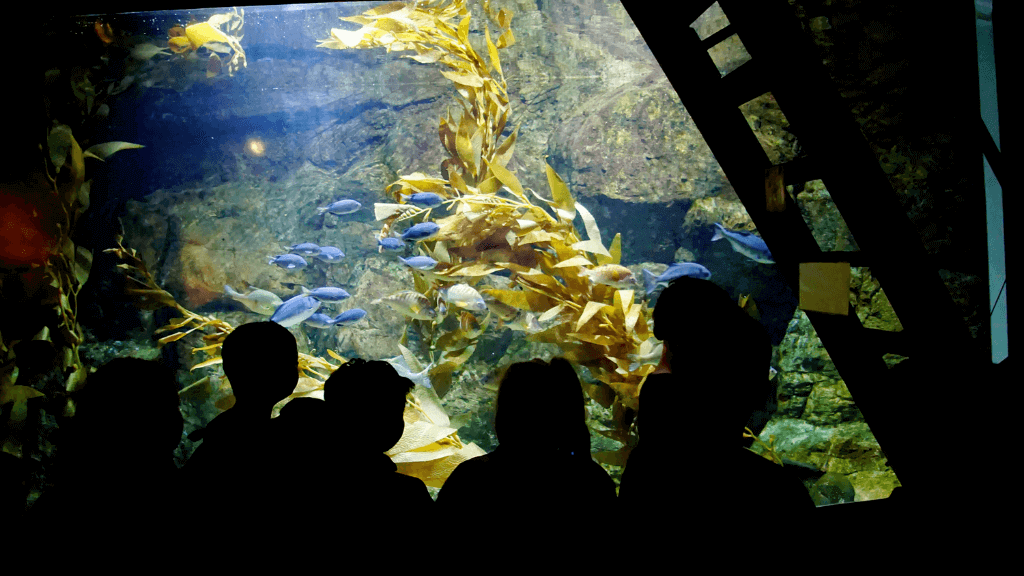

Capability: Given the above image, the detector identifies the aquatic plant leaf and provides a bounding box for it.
[154,317,192,333]
[614,290,634,316]
[545,163,575,221]
[572,202,610,258]
[374,202,416,220]
[484,158,526,200]
[484,24,503,78]
[203,41,232,54]
[47,125,73,171]
[74,246,92,287]
[185,22,230,51]
[519,229,555,245]
[157,331,189,345]
[78,180,91,211]
[441,69,484,88]
[481,288,544,312]
[538,303,566,323]
[215,394,235,411]
[327,349,346,362]
[191,356,223,371]
[567,332,615,346]
[553,256,593,269]
[82,141,144,161]
[398,343,423,373]
[592,448,631,467]
[599,233,622,266]
[624,303,643,334]
[576,301,609,332]
[446,263,502,277]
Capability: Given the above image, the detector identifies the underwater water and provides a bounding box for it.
[23,0,899,505]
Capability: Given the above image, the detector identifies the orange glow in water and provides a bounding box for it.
[0,194,54,267]
[245,137,267,157]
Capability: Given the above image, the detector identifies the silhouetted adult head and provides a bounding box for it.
[325,359,412,453]
[493,358,589,452]
[221,321,298,412]
[70,357,183,459]
[645,277,773,438]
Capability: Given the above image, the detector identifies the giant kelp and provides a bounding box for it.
[318,0,655,458]
[1,121,141,457]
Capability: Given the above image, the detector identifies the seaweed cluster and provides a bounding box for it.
[318,0,656,458]
[0,121,141,457]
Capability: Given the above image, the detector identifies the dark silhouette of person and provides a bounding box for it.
[27,357,184,546]
[180,321,299,533]
[619,277,813,543]
[318,358,432,533]
[436,358,616,547]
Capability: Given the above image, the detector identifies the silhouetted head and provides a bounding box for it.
[221,321,299,412]
[493,358,589,452]
[646,277,773,437]
[325,359,412,453]
[71,357,183,457]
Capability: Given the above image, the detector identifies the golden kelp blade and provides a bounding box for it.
[191,356,223,371]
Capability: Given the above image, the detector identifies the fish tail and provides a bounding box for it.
[642,269,656,294]
[711,224,724,241]
[224,285,240,297]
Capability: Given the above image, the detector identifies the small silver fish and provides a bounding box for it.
[373,291,437,320]
[223,285,283,316]
[439,283,487,312]
[579,264,639,289]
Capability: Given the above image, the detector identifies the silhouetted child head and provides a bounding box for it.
[325,359,412,453]
[221,321,299,412]
[69,357,183,459]
[493,358,589,452]
[646,277,774,437]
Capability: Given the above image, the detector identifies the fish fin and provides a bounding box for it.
[642,269,655,294]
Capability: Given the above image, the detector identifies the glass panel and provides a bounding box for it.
[22,1,898,512]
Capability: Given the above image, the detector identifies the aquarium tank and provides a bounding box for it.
[4,0,900,511]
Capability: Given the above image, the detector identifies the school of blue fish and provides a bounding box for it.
[231,193,775,384]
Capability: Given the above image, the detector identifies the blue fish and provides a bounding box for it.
[711,223,774,264]
[268,254,308,270]
[317,199,362,215]
[301,286,351,302]
[332,308,367,326]
[286,242,320,255]
[270,295,321,327]
[312,246,344,263]
[398,255,438,270]
[303,312,338,329]
[378,237,405,250]
[399,222,440,242]
[642,263,712,294]
[400,192,445,207]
